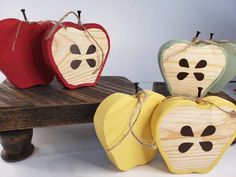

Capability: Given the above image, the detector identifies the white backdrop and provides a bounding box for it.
[0,0,236,83]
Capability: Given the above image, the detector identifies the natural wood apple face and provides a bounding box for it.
[152,97,236,173]
[94,91,165,171]
[51,27,109,86]
[161,43,226,97]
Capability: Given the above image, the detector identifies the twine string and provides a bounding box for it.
[199,99,236,117]
[12,11,104,74]
[45,11,78,40]
[38,20,66,27]
[80,24,105,74]
[107,91,157,152]
[128,92,157,149]
[12,20,65,52]
[107,94,236,152]
[164,38,224,62]
[12,21,23,51]
[45,11,105,74]
[162,95,236,118]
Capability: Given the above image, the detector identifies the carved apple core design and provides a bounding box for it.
[157,105,235,173]
[161,43,226,97]
[51,27,109,86]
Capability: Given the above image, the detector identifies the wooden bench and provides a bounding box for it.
[0,76,137,162]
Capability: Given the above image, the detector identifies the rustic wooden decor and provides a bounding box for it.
[0,129,34,162]
[0,11,54,88]
[209,42,236,93]
[94,90,165,171]
[152,81,236,144]
[43,12,110,89]
[151,95,236,174]
[0,76,136,162]
[159,40,227,97]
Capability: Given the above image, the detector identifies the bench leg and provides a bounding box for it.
[0,129,34,162]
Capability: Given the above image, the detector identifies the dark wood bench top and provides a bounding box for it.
[0,76,137,131]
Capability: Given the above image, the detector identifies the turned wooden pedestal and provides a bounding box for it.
[0,129,34,162]
[0,76,138,162]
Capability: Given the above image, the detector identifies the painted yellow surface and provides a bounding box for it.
[151,96,236,174]
[94,90,165,171]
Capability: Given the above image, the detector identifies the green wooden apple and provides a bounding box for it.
[209,42,236,93]
[158,40,228,97]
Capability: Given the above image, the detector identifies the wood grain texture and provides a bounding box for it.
[94,91,165,171]
[152,82,236,145]
[152,81,236,104]
[52,27,109,86]
[0,129,34,162]
[161,43,226,97]
[152,82,170,96]
[158,105,235,173]
[0,76,137,131]
[151,95,236,174]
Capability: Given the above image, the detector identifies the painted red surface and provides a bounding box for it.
[42,22,110,89]
[0,18,54,88]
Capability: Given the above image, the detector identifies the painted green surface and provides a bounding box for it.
[158,40,228,97]
[209,42,236,93]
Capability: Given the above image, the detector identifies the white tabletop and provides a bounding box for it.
[0,123,235,177]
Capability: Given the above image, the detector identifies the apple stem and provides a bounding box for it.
[209,33,214,40]
[192,31,201,43]
[197,87,203,98]
[134,82,139,94]
[195,31,201,38]
[21,9,28,21]
[77,10,81,19]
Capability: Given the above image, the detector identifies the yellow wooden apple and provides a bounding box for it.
[94,90,165,171]
[151,96,236,174]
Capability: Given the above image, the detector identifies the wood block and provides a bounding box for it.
[43,22,110,89]
[159,40,227,97]
[94,91,165,171]
[151,96,236,174]
[152,81,236,145]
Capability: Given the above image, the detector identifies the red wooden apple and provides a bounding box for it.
[42,20,110,89]
[0,18,54,88]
